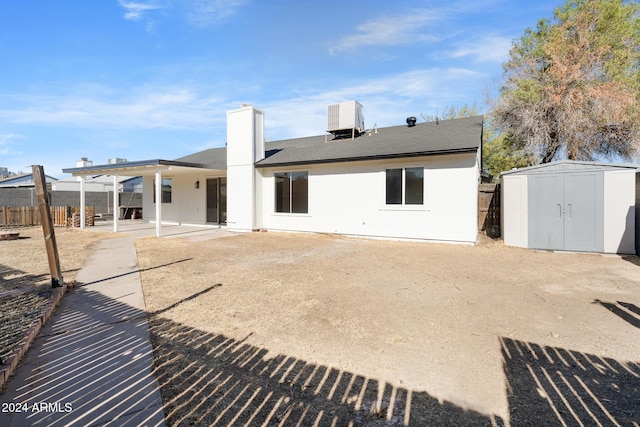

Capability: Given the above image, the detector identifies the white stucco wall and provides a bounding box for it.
[603,170,636,254]
[142,173,223,225]
[257,153,479,243]
[501,174,528,248]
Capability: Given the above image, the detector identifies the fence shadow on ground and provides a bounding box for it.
[0,263,81,292]
[149,315,499,426]
[148,297,640,425]
[0,263,50,292]
[3,283,639,426]
[592,299,640,330]
[501,337,640,426]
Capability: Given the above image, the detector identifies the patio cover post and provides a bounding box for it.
[113,175,119,232]
[79,176,86,229]
[155,170,162,237]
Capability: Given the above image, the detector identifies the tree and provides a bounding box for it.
[422,103,533,178]
[492,0,640,163]
[482,127,536,177]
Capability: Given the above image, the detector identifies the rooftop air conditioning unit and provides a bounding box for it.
[76,158,93,168]
[108,158,128,164]
[327,101,364,139]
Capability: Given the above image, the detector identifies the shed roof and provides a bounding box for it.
[501,160,640,176]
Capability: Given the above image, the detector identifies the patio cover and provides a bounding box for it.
[62,159,217,237]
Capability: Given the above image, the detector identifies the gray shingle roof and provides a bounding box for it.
[175,115,483,169]
[175,147,227,170]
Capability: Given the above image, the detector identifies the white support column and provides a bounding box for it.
[155,170,162,237]
[79,176,86,229]
[113,175,119,232]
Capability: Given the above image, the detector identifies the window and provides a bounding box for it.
[275,171,308,213]
[153,178,172,203]
[385,167,423,205]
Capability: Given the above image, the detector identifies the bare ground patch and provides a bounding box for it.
[136,232,640,426]
[0,227,113,367]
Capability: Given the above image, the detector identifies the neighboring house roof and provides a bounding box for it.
[175,115,483,169]
[0,173,57,187]
[501,160,640,176]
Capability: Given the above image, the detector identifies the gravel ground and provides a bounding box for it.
[0,227,112,368]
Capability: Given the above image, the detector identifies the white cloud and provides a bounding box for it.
[117,0,166,21]
[330,10,439,54]
[262,68,483,139]
[450,35,513,63]
[0,68,486,150]
[183,0,248,27]
[0,133,22,156]
[117,0,247,28]
[0,87,227,130]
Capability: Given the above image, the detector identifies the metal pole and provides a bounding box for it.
[79,176,86,229]
[113,175,119,232]
[33,165,64,288]
[155,170,162,237]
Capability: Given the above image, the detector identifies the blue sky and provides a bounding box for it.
[0,0,559,177]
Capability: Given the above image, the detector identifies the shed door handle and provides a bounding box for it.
[558,203,562,218]
[567,203,572,219]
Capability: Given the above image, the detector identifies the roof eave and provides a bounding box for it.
[62,159,214,176]
[255,147,479,168]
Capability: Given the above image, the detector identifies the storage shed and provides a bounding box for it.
[501,161,639,254]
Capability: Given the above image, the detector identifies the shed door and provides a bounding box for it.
[528,173,603,252]
[564,174,599,251]
[528,175,564,250]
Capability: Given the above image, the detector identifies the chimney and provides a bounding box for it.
[406,117,417,127]
[226,104,265,231]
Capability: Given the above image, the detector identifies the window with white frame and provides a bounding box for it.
[275,171,308,213]
[385,167,424,205]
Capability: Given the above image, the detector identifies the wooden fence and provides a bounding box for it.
[1,206,95,228]
[478,183,501,237]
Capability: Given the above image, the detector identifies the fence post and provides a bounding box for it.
[33,165,64,288]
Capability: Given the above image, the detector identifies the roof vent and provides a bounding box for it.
[406,117,417,127]
[327,101,364,140]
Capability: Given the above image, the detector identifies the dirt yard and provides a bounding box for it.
[136,232,640,426]
[0,227,113,368]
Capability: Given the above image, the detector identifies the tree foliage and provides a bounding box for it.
[492,0,640,163]
[422,103,533,178]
